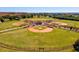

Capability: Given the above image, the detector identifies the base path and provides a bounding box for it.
[28,27,53,33]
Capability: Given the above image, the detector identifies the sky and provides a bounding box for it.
[0,7,79,13]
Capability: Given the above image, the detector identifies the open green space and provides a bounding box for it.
[0,20,19,31]
[54,18,79,27]
[0,18,79,51]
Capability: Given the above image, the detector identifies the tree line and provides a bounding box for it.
[1,13,79,23]
[53,13,79,21]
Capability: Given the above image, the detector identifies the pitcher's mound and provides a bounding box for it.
[28,27,53,33]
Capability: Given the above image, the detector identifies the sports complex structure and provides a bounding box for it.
[0,10,79,52]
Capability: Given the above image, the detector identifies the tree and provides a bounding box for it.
[13,16,20,20]
[20,15,26,19]
[0,19,4,22]
[73,39,79,51]
[0,17,4,23]
[26,14,33,18]
[8,16,20,20]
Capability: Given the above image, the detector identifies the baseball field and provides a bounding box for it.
[0,18,79,52]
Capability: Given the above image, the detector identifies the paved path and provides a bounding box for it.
[0,26,27,34]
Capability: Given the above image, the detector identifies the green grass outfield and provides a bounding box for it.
[0,20,19,31]
[54,18,79,27]
[0,18,79,52]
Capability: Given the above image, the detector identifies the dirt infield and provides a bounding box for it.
[28,27,53,33]
[52,22,68,26]
[12,22,26,26]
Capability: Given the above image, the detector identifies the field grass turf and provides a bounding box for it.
[0,18,79,51]
[0,28,79,51]
[0,20,19,31]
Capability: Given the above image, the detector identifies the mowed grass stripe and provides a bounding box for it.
[0,28,78,49]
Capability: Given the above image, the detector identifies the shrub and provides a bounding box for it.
[73,39,79,51]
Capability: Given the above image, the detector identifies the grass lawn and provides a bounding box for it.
[0,28,79,51]
[54,18,79,27]
[0,18,79,52]
[0,20,19,31]
[25,18,53,21]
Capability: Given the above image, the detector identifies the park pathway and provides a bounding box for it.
[0,26,27,34]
